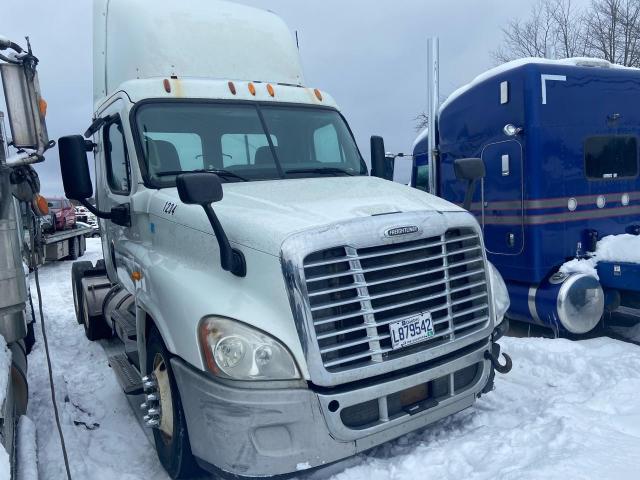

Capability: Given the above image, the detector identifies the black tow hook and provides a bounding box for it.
[484,343,512,374]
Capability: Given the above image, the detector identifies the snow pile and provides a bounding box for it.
[561,234,640,279]
[0,335,11,479]
[328,337,640,480]
[27,239,169,480]
[0,336,11,422]
[17,416,38,480]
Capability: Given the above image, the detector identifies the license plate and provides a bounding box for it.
[389,312,435,350]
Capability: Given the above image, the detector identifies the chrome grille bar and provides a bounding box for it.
[302,228,491,372]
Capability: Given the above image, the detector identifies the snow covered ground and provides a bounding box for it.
[26,239,640,479]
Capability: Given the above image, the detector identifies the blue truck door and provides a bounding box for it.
[480,140,524,254]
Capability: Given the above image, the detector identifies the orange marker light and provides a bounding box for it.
[38,98,48,117]
[163,79,171,93]
[33,194,49,216]
[131,271,143,282]
[228,81,237,95]
[314,88,323,101]
[267,84,275,97]
[248,83,256,96]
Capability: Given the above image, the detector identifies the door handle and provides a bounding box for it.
[501,154,510,176]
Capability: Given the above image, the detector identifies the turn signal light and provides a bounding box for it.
[131,271,143,281]
[33,194,49,216]
[38,98,48,117]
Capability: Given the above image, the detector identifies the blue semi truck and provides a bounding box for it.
[407,57,640,335]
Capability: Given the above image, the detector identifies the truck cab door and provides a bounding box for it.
[95,100,134,286]
[480,140,524,255]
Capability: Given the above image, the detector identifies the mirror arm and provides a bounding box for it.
[78,199,111,219]
[202,204,246,278]
[77,199,131,227]
[463,179,476,211]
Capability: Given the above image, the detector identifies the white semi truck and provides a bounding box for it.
[58,1,512,478]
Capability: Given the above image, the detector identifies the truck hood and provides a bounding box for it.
[151,176,465,256]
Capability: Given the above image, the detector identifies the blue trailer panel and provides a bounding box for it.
[413,58,640,333]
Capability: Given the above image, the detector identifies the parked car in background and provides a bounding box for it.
[74,205,89,223]
[76,221,100,238]
[48,197,76,231]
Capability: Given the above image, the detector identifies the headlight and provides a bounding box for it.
[199,317,300,381]
[488,262,510,324]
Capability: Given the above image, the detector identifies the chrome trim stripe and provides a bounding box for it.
[469,191,640,212]
[483,205,640,226]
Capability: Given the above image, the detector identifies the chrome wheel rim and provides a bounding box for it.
[153,353,174,441]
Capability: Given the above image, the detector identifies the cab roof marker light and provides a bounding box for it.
[228,81,237,95]
[163,79,171,93]
[314,88,323,101]
[267,84,275,97]
[248,82,256,96]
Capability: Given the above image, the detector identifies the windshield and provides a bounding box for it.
[134,102,368,185]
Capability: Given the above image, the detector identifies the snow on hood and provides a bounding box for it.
[560,233,640,279]
[153,176,465,256]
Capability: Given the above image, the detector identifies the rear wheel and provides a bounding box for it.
[146,327,200,479]
[72,261,93,325]
[69,237,79,260]
[81,291,111,341]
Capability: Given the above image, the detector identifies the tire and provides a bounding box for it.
[82,290,111,341]
[78,236,86,257]
[72,261,93,325]
[146,327,200,479]
[69,237,79,260]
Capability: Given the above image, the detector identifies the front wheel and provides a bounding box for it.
[145,328,200,479]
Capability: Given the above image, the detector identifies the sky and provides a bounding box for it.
[1,0,540,195]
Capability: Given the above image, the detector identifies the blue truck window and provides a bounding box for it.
[585,135,638,180]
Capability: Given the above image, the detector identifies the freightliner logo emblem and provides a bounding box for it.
[385,226,420,237]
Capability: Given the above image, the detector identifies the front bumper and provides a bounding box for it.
[171,340,492,478]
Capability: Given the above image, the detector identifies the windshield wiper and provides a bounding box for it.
[285,167,356,177]
[156,169,249,182]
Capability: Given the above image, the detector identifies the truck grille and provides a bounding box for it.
[303,228,490,372]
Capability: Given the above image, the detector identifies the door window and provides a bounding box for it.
[105,121,131,194]
[585,135,638,180]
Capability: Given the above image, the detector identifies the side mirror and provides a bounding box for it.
[453,158,485,211]
[370,136,394,181]
[58,135,130,227]
[176,172,223,205]
[58,135,94,200]
[0,62,49,150]
[176,173,245,277]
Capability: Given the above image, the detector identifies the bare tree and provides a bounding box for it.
[493,0,562,63]
[414,113,429,132]
[585,0,640,66]
[552,0,588,57]
[495,0,640,66]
